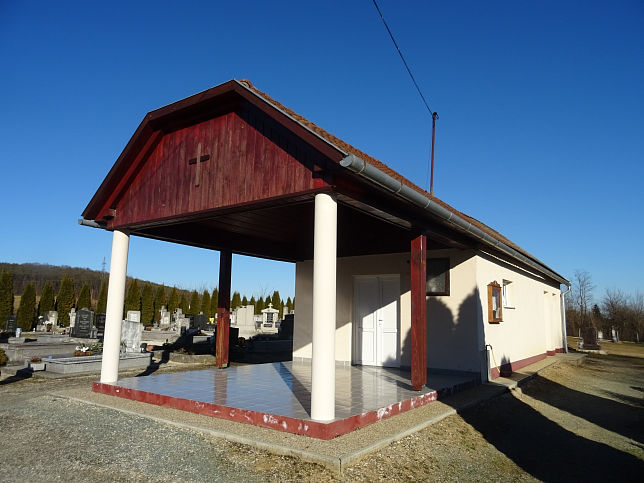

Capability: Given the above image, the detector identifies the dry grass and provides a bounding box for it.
[568,336,644,358]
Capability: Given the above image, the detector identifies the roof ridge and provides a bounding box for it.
[237,79,539,263]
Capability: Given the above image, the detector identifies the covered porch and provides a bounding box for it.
[93,360,478,440]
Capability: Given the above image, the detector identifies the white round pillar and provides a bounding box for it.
[311,193,337,421]
[100,229,130,384]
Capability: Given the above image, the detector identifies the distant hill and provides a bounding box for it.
[0,262,169,297]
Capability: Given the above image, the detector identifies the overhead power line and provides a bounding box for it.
[371,0,440,195]
[371,0,434,116]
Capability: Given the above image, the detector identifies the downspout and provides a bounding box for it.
[560,283,571,353]
[340,154,569,286]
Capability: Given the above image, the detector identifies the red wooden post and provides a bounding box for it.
[411,235,427,390]
[216,250,232,368]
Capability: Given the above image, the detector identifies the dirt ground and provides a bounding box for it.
[0,348,642,481]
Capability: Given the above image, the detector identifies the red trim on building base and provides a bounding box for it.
[490,351,551,379]
[92,382,438,440]
[554,347,564,353]
[546,350,556,356]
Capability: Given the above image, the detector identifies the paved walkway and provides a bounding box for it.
[54,353,585,472]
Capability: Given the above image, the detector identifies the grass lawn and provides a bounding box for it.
[568,335,644,358]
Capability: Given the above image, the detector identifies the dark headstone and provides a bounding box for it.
[193,314,207,330]
[96,313,106,338]
[5,315,17,332]
[279,313,294,339]
[186,314,195,328]
[581,326,600,350]
[74,309,94,338]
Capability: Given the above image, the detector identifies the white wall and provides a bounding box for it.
[294,253,410,363]
[475,252,563,371]
[293,249,564,376]
[293,249,484,373]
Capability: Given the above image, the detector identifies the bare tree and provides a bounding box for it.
[571,270,595,329]
[629,292,643,343]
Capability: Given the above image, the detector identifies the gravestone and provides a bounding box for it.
[193,314,208,330]
[126,310,141,323]
[159,306,170,326]
[69,308,77,329]
[5,315,17,332]
[172,308,190,331]
[96,313,106,338]
[186,314,195,328]
[73,309,94,338]
[581,326,600,350]
[46,311,58,326]
[121,319,143,353]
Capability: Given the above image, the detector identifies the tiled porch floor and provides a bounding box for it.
[93,361,478,439]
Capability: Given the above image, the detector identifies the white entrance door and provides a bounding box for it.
[353,275,400,367]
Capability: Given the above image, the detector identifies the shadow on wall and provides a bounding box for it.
[458,381,644,480]
[400,289,483,374]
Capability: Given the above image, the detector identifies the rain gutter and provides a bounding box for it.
[339,153,569,286]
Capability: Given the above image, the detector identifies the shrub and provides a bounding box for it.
[0,348,8,366]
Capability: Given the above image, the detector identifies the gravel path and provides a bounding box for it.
[0,353,642,481]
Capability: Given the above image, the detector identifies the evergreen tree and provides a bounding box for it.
[286,296,293,314]
[0,270,14,323]
[154,285,166,320]
[38,281,55,316]
[271,290,282,314]
[96,279,108,314]
[168,287,179,314]
[189,290,200,314]
[241,295,248,306]
[249,296,256,310]
[210,288,219,314]
[56,275,75,326]
[124,279,141,314]
[17,283,36,330]
[231,291,241,310]
[256,296,265,314]
[200,289,211,317]
[141,283,154,323]
[77,283,91,310]
[179,293,188,313]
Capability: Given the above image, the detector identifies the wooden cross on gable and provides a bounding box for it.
[188,142,210,187]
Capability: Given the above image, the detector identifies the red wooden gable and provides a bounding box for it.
[111,110,326,229]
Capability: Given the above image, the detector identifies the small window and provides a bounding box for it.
[502,280,514,308]
[426,258,450,295]
[488,281,503,323]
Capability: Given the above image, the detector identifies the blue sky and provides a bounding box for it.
[1,1,642,303]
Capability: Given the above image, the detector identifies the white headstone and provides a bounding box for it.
[126,310,141,323]
[121,319,143,352]
[69,308,77,328]
[159,306,170,326]
[47,311,58,326]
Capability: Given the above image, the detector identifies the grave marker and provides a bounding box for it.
[74,309,94,338]
[5,315,17,332]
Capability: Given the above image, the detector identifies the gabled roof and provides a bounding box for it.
[83,79,567,285]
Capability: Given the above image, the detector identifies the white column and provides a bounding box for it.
[100,229,130,384]
[311,193,337,421]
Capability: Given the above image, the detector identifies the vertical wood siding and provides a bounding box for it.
[113,108,326,227]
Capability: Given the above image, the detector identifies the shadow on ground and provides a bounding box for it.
[459,391,643,481]
[524,374,644,444]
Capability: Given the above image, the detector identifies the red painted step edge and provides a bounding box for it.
[92,382,438,440]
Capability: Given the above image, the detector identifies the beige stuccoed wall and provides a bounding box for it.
[293,253,411,363]
[425,249,482,373]
[475,252,563,370]
[293,249,484,373]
